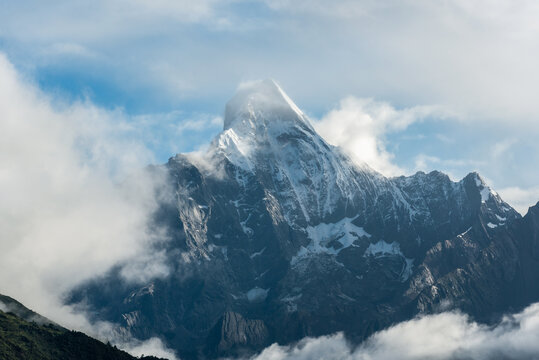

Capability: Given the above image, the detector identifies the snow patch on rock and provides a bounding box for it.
[291,217,371,265]
[364,240,402,257]
[480,187,491,203]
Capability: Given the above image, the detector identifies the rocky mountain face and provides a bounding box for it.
[70,80,539,359]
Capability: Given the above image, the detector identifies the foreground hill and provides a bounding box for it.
[0,294,165,360]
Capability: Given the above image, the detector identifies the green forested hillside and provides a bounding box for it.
[0,295,166,360]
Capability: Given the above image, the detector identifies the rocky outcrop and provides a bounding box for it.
[205,312,269,358]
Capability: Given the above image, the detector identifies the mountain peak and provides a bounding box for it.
[223,79,312,133]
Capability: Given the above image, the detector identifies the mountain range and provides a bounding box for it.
[61,79,539,359]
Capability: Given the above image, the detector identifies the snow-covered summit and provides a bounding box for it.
[200,79,382,226]
[223,79,314,136]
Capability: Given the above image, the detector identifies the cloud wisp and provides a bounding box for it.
[252,302,539,360]
[314,97,448,176]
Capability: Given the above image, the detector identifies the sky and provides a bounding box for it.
[1,1,539,358]
[1,0,539,213]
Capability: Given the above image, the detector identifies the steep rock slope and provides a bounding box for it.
[70,80,535,359]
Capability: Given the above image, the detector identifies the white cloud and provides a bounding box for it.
[118,337,179,360]
[263,0,539,125]
[413,154,441,173]
[1,0,229,41]
[175,115,223,135]
[314,97,446,176]
[126,0,219,21]
[264,0,374,19]
[42,42,100,59]
[3,0,539,128]
[252,302,539,360]
[66,320,179,360]
[434,134,454,144]
[0,52,172,356]
[497,187,539,215]
[492,138,517,159]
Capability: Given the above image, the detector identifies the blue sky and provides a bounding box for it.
[1,0,539,212]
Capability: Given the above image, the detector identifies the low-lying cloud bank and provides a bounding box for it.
[252,302,539,360]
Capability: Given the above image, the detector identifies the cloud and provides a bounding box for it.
[129,111,224,159]
[491,138,517,159]
[0,301,7,313]
[497,187,539,215]
[413,154,441,173]
[261,0,539,121]
[313,97,446,176]
[264,0,374,19]
[41,42,100,59]
[1,0,229,40]
[3,0,539,127]
[175,114,223,135]
[411,154,486,180]
[252,302,539,360]
[0,52,173,356]
[435,134,454,144]
[122,337,179,360]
